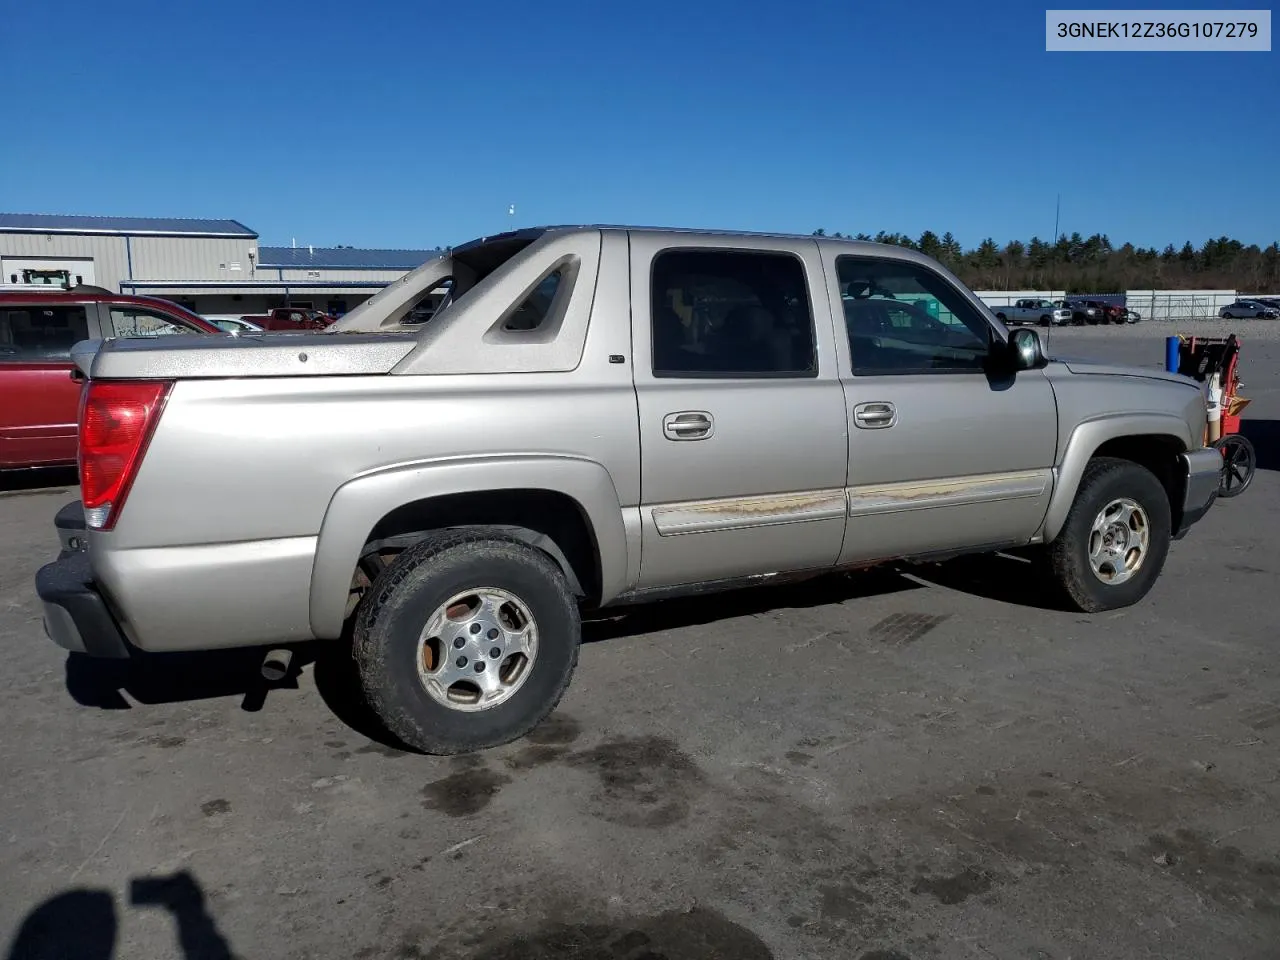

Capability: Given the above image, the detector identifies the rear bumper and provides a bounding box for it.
[1174,447,1221,539]
[36,546,131,659]
[35,499,319,655]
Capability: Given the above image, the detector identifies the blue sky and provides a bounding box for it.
[2,0,1276,250]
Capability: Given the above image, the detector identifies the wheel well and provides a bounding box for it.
[355,489,602,607]
[1092,434,1186,527]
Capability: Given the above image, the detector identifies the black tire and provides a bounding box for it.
[353,530,581,755]
[1039,314,1051,326]
[1046,457,1172,613]
[1213,434,1256,498]
[995,312,1008,324]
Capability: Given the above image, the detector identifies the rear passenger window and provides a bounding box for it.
[0,306,90,361]
[106,307,192,339]
[651,249,816,378]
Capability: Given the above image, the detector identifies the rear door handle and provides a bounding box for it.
[663,411,714,441]
[853,401,896,429]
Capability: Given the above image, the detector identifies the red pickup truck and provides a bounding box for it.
[239,307,334,331]
[0,287,222,470]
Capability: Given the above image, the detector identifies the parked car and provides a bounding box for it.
[1055,299,1125,325]
[1098,301,1129,324]
[1219,299,1280,320]
[988,299,1073,327]
[36,227,1221,754]
[1056,299,1096,325]
[239,307,334,331]
[0,287,222,470]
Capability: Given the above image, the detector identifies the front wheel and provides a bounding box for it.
[1046,458,1172,613]
[353,530,581,754]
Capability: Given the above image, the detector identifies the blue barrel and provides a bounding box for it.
[1165,336,1181,374]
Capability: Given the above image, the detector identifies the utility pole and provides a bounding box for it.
[1053,194,1060,243]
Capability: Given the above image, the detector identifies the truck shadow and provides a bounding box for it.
[580,568,921,643]
[1240,418,1280,472]
[899,552,1073,611]
[62,557,1068,751]
[64,645,301,713]
[0,466,77,494]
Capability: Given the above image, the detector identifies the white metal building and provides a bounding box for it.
[0,213,438,317]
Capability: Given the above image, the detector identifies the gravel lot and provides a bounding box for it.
[2,323,1278,960]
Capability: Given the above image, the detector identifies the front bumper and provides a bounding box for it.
[34,500,130,659]
[1174,447,1222,539]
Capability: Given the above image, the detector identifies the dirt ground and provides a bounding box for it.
[2,323,1278,960]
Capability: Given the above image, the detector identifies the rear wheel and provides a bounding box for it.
[353,530,581,754]
[1047,458,1172,612]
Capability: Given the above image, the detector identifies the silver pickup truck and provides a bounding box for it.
[988,298,1073,327]
[36,226,1222,754]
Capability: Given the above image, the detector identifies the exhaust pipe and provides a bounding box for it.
[261,648,293,682]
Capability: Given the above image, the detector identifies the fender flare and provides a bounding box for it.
[1039,413,1193,542]
[308,455,629,639]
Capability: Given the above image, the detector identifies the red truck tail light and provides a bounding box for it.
[78,380,173,531]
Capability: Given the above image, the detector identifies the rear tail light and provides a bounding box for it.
[78,380,173,531]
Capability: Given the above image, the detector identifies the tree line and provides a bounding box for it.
[812,229,1280,293]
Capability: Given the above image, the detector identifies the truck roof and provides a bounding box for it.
[451,224,914,251]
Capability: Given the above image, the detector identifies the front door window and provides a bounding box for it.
[839,257,992,375]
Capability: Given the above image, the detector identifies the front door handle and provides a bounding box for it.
[853,401,896,429]
[663,411,714,441]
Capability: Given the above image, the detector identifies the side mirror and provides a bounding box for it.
[1008,327,1045,370]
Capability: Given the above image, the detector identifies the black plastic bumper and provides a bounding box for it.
[1173,447,1222,540]
[35,502,130,659]
[54,498,87,552]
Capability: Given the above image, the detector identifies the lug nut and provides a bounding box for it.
[487,628,499,640]
[474,662,485,673]
[470,623,482,635]
[455,656,467,668]
[454,637,466,649]
[489,647,501,659]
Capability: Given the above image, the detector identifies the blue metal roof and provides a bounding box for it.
[257,246,441,270]
[0,213,257,238]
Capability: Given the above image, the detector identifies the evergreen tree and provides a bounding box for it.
[810,228,1280,291]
